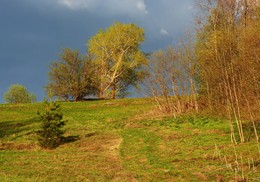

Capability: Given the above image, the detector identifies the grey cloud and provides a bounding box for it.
[25,0,148,17]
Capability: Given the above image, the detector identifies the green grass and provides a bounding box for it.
[0,98,259,181]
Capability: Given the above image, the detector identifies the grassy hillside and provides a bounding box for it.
[0,98,259,181]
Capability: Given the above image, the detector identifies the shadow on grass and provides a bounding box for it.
[61,135,80,145]
[0,118,39,139]
[59,133,96,146]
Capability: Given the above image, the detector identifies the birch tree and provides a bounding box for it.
[87,22,147,99]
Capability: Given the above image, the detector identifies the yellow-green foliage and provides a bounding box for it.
[4,84,36,104]
[87,22,147,99]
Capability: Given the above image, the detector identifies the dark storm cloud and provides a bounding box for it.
[0,0,195,103]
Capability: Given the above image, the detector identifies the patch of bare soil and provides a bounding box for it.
[0,142,37,150]
[105,138,122,158]
[78,134,137,181]
[78,134,123,161]
[78,134,120,153]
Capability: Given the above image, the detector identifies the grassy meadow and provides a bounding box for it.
[0,98,259,181]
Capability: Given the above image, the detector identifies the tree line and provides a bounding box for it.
[3,22,147,103]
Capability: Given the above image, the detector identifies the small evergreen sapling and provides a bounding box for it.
[37,99,66,149]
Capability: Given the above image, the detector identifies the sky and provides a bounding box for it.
[0,0,196,103]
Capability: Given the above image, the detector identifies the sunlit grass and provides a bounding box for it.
[0,98,259,181]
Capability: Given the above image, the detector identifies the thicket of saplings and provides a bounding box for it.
[143,2,259,179]
[145,0,260,145]
[143,1,259,178]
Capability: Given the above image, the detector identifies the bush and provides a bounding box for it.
[37,99,66,149]
[4,84,36,104]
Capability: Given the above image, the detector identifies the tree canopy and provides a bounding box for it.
[87,22,147,99]
[47,48,95,101]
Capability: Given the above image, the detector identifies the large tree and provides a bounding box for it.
[87,22,147,99]
[47,48,95,101]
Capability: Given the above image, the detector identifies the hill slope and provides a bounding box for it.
[0,98,259,181]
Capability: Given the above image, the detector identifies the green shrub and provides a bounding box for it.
[4,84,37,104]
[37,99,66,149]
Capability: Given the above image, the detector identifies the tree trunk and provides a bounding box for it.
[111,83,116,99]
[98,90,104,99]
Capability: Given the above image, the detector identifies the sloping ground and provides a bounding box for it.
[0,99,259,181]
